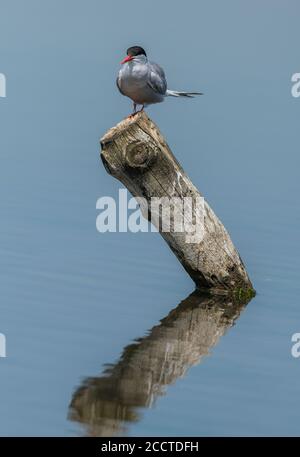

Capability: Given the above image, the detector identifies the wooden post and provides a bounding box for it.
[100,112,254,295]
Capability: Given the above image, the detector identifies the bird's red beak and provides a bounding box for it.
[121,55,133,64]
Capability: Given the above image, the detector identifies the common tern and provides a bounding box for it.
[117,46,203,114]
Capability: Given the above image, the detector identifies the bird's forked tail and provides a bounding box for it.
[166,90,203,98]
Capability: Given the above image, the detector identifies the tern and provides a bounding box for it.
[117,46,203,114]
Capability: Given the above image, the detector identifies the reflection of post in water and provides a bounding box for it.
[69,291,253,436]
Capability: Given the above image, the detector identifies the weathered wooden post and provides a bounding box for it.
[100,112,254,296]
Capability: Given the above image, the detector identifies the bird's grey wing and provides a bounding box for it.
[147,61,167,95]
[116,75,125,95]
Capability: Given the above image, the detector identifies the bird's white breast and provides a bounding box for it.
[118,60,164,105]
[119,61,148,90]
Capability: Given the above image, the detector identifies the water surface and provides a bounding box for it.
[0,0,299,436]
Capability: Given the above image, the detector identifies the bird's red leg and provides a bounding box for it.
[135,105,144,113]
[127,103,137,118]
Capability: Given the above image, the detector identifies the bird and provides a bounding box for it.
[117,46,203,115]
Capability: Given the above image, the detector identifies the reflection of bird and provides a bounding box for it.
[117,46,203,114]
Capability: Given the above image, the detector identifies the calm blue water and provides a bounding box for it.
[0,0,299,436]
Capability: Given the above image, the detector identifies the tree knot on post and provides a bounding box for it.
[125,140,159,171]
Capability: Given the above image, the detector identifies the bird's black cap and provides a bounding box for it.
[127,46,147,57]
